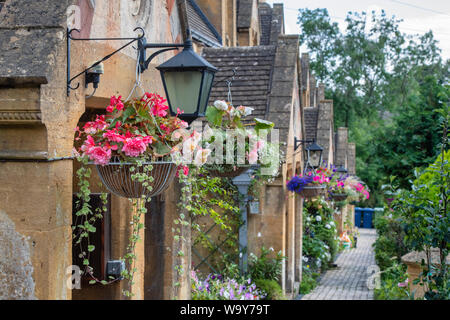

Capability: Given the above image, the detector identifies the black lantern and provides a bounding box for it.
[304,141,324,171]
[335,165,348,176]
[156,39,217,124]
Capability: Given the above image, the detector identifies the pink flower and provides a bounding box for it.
[256,140,265,151]
[103,129,125,143]
[116,101,124,111]
[176,165,190,177]
[151,101,169,117]
[248,149,258,164]
[87,146,111,166]
[80,135,96,154]
[398,279,408,288]
[106,105,114,113]
[121,137,147,157]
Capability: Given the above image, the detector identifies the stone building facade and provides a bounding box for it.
[0,0,193,300]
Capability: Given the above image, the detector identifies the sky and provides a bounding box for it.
[264,0,450,60]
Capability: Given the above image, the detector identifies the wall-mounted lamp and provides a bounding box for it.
[138,31,217,124]
[67,28,217,126]
[85,62,104,89]
[294,137,324,172]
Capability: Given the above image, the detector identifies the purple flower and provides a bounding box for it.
[287,175,314,193]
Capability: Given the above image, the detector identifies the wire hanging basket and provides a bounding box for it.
[207,165,249,178]
[330,192,348,202]
[96,156,177,199]
[298,184,326,198]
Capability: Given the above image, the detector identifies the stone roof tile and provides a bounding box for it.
[185,0,222,46]
[304,107,319,141]
[202,45,276,115]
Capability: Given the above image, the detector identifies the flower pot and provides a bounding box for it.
[330,193,348,201]
[298,185,326,198]
[207,165,249,178]
[96,157,177,198]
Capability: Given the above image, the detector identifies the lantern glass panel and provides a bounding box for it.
[162,70,202,115]
[198,70,214,115]
[309,150,322,168]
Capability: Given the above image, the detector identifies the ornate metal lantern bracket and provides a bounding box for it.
[66,27,145,96]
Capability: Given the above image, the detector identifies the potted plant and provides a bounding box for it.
[328,171,349,201]
[75,92,201,198]
[202,100,279,178]
[286,167,331,198]
[73,92,210,296]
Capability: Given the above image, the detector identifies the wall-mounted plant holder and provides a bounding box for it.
[66,27,145,96]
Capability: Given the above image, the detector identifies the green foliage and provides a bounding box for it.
[374,262,410,300]
[373,212,410,270]
[249,247,285,282]
[254,279,285,300]
[302,198,339,270]
[299,266,320,295]
[188,169,241,274]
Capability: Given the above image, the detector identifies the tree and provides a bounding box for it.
[297,8,449,205]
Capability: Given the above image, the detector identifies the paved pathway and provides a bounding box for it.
[301,228,377,300]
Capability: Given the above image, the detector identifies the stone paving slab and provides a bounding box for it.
[301,228,377,300]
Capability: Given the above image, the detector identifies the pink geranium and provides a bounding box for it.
[121,137,149,157]
[87,146,111,166]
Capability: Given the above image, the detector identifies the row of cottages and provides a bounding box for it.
[0,0,357,300]
[199,2,357,297]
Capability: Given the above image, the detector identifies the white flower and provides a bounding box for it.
[193,148,212,166]
[329,221,335,227]
[269,247,274,252]
[236,105,254,116]
[257,232,262,238]
[239,252,243,258]
[214,100,228,111]
[325,224,331,229]
[302,256,309,262]
[324,244,329,250]
[306,216,311,222]
[315,215,322,222]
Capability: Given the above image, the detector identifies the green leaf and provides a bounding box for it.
[122,106,136,123]
[206,106,223,127]
[254,118,274,133]
[88,245,95,252]
[153,141,172,155]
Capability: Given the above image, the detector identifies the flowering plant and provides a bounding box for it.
[75,92,209,169]
[286,166,332,194]
[202,100,279,176]
[191,270,265,300]
[343,176,370,201]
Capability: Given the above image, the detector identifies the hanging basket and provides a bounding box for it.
[330,193,348,202]
[298,185,326,198]
[95,157,177,199]
[206,165,249,178]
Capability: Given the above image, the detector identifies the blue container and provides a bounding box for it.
[354,207,363,227]
[362,208,375,228]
